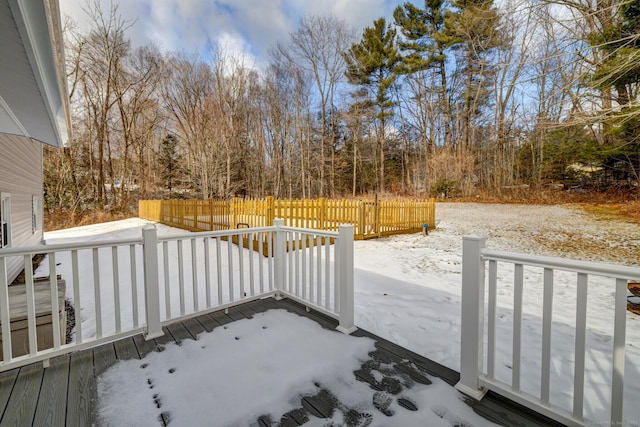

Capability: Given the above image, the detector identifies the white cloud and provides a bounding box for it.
[59,0,403,65]
[216,32,257,70]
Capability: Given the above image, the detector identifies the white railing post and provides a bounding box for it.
[611,278,627,425]
[456,235,488,400]
[273,219,285,300]
[336,225,356,334]
[0,257,12,361]
[142,225,163,340]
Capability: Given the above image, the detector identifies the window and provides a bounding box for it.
[0,194,10,248]
[32,195,38,233]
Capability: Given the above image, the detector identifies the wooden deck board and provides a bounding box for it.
[182,317,206,340]
[0,297,564,426]
[232,301,259,318]
[155,326,176,348]
[92,343,116,376]
[132,334,158,358]
[194,313,221,332]
[166,322,192,345]
[114,337,141,361]
[0,368,18,417]
[1,362,43,425]
[66,349,94,427]
[208,309,234,326]
[33,355,69,426]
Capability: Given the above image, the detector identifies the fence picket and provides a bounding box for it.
[216,237,223,305]
[573,273,588,419]
[611,278,627,424]
[111,247,121,333]
[513,263,524,392]
[163,241,171,319]
[204,238,211,307]
[487,260,497,379]
[130,245,138,328]
[0,258,11,361]
[258,232,264,294]
[72,250,82,343]
[92,249,102,339]
[228,236,234,302]
[139,197,436,240]
[238,233,245,298]
[248,232,255,296]
[178,241,185,315]
[191,238,198,311]
[541,268,554,404]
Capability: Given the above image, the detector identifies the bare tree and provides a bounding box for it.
[112,45,164,204]
[72,0,132,205]
[285,14,355,196]
[163,53,221,198]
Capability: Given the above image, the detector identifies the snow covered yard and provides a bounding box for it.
[353,202,640,423]
[40,202,640,425]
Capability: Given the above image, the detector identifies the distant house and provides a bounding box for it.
[0,0,71,283]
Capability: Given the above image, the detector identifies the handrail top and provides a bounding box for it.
[157,226,277,242]
[0,225,342,256]
[482,248,640,280]
[280,226,339,238]
[0,237,143,256]
[156,225,341,242]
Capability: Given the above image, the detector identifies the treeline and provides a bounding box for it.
[44,0,640,213]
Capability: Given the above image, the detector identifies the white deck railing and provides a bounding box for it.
[0,219,355,372]
[456,235,640,427]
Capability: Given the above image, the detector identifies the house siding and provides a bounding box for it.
[0,134,43,283]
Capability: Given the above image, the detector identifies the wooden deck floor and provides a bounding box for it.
[0,297,562,426]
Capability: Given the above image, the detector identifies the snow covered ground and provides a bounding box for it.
[353,203,640,424]
[41,202,640,425]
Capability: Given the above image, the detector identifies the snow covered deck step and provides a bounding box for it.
[0,298,560,426]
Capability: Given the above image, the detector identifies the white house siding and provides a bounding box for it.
[0,134,43,283]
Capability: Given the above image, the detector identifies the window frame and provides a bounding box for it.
[32,195,39,234]
[1,193,11,249]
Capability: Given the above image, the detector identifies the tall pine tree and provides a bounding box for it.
[444,0,504,149]
[158,134,182,194]
[589,0,640,179]
[394,0,454,148]
[344,18,401,193]
[590,0,640,130]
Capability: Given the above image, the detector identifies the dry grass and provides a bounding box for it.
[44,209,137,232]
[580,202,640,225]
[445,189,640,225]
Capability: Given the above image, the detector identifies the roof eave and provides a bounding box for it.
[8,0,72,148]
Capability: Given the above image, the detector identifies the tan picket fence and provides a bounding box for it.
[138,197,436,240]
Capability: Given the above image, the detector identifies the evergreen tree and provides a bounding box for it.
[344,18,402,193]
[394,0,454,148]
[588,0,640,179]
[158,134,181,194]
[444,0,504,149]
[590,0,640,133]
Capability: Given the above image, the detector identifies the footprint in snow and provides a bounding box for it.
[397,397,418,411]
[153,394,162,409]
[372,391,394,416]
[431,405,474,427]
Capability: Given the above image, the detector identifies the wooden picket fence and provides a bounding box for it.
[138,197,436,240]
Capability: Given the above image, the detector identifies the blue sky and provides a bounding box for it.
[59,0,405,66]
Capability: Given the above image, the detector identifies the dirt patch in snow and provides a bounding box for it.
[435,202,640,265]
